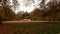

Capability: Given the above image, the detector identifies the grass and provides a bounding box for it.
[0,22,60,34]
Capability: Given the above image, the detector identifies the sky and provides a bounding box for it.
[0,0,59,14]
[9,0,58,14]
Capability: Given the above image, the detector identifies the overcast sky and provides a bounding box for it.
[9,0,59,14]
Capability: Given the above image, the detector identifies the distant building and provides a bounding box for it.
[23,11,30,19]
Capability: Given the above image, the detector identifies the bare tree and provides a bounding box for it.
[40,0,45,9]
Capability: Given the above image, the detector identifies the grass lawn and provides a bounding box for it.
[0,22,60,34]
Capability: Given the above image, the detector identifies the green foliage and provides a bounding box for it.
[55,17,60,21]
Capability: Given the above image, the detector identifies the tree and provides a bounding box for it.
[30,1,60,21]
[0,0,16,21]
